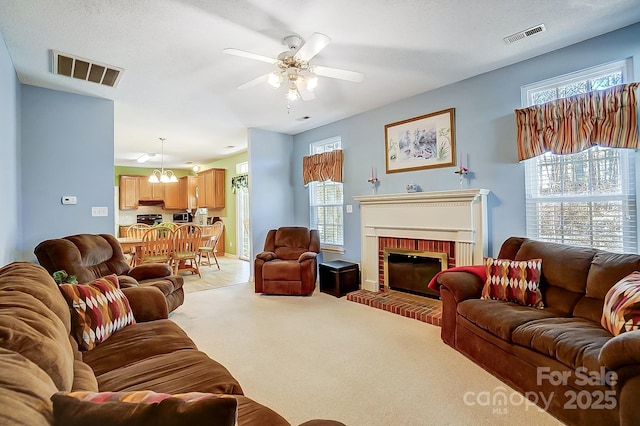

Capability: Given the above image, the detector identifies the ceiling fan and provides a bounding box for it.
[223,33,364,101]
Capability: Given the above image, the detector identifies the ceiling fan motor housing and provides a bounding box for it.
[283,35,302,50]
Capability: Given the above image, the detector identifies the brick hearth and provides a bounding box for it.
[346,290,442,326]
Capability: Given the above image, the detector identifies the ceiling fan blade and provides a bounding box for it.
[237,74,269,90]
[294,32,330,62]
[295,79,316,101]
[223,48,278,65]
[314,65,364,83]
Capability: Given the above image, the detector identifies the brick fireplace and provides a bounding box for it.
[353,189,489,293]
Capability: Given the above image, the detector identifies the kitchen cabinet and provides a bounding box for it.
[163,180,181,209]
[138,176,165,201]
[178,176,198,210]
[119,175,139,210]
[197,168,225,209]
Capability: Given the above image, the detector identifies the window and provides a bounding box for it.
[309,137,344,249]
[236,161,248,174]
[523,60,636,253]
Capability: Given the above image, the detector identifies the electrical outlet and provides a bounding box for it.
[91,207,108,217]
[346,204,353,213]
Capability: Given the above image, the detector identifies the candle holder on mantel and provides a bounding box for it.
[367,177,379,195]
[454,166,469,186]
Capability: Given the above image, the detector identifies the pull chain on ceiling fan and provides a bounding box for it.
[223,33,364,102]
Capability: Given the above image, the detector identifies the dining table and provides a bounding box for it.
[116,237,143,266]
[116,234,214,268]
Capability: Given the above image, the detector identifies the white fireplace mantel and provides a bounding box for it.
[353,189,490,292]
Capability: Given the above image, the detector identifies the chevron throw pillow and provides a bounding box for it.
[58,274,135,351]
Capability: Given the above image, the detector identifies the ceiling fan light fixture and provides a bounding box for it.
[224,32,363,104]
[306,74,319,92]
[286,84,299,101]
[267,72,281,88]
[286,67,299,81]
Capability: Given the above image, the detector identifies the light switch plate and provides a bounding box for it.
[61,196,77,205]
[91,207,108,217]
[346,204,353,213]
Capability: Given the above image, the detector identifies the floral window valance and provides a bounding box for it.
[231,174,248,193]
[302,149,343,185]
[515,82,639,161]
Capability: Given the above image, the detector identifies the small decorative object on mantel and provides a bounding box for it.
[454,150,469,186]
[368,166,379,195]
[406,183,419,193]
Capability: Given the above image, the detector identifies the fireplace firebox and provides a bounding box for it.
[384,248,446,299]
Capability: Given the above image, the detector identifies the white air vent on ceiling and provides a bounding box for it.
[503,24,546,45]
[51,50,124,87]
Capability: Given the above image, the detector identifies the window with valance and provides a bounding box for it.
[519,60,638,253]
[302,149,343,185]
[515,82,639,161]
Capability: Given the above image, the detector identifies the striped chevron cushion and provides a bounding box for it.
[58,274,135,351]
[482,258,544,308]
[602,271,640,336]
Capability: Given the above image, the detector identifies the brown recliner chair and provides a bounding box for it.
[255,227,320,295]
[34,233,184,312]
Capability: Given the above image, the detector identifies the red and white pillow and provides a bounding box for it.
[602,271,640,336]
[58,274,135,351]
[482,258,544,308]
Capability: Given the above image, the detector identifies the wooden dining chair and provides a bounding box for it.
[125,223,151,266]
[198,221,224,270]
[172,225,202,277]
[136,227,174,266]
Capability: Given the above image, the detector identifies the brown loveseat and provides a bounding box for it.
[0,261,342,425]
[34,233,184,312]
[436,237,640,426]
[255,227,320,295]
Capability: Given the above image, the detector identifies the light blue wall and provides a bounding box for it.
[293,22,640,260]
[0,30,20,264]
[21,85,114,261]
[248,128,295,273]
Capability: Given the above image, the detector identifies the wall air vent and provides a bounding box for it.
[51,50,124,87]
[503,24,546,45]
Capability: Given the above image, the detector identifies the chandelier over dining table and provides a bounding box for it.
[148,137,178,183]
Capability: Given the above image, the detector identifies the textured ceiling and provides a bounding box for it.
[1,0,639,169]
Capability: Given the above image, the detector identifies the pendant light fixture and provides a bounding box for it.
[148,138,178,183]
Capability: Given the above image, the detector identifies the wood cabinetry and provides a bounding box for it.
[197,168,225,209]
[179,176,198,210]
[118,174,198,210]
[163,180,181,209]
[138,176,165,201]
[119,175,139,210]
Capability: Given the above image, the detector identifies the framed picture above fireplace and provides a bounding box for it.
[384,108,455,173]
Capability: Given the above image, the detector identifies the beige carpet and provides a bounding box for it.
[169,284,563,426]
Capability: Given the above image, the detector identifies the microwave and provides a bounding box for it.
[172,212,193,223]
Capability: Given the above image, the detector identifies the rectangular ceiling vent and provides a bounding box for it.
[51,50,124,87]
[503,24,546,45]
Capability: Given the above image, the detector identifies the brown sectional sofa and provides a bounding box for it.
[0,261,339,425]
[436,237,640,426]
